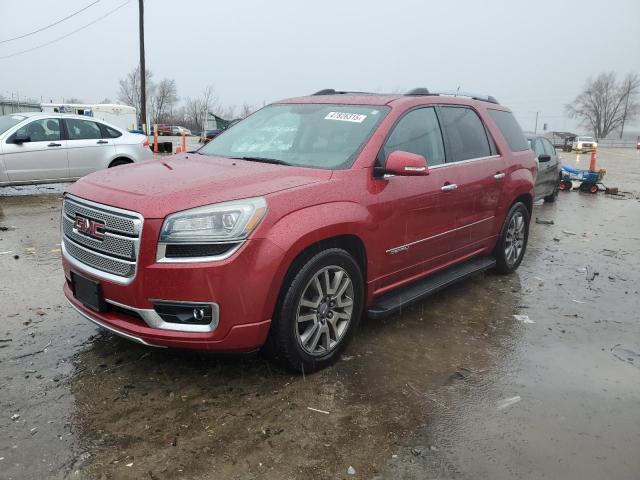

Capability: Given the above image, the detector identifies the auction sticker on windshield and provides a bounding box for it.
[325,112,367,123]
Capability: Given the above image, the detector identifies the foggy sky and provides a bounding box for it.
[1,0,639,133]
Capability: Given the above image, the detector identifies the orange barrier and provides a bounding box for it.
[153,124,159,154]
[175,145,183,154]
[589,147,597,171]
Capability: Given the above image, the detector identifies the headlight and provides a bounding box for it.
[159,197,267,243]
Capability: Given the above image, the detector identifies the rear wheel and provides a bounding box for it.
[544,182,560,202]
[265,248,364,373]
[109,159,131,168]
[494,202,529,274]
[559,180,572,191]
[589,184,599,194]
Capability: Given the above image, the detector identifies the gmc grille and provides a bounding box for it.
[62,195,143,283]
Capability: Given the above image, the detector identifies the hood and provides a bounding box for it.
[67,153,332,218]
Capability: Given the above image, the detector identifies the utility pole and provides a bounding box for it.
[534,111,539,134]
[138,0,146,132]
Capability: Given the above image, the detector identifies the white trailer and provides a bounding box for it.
[40,103,137,131]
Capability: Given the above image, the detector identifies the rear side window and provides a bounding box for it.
[99,124,122,138]
[488,110,528,152]
[439,107,491,162]
[65,119,102,140]
[381,107,445,166]
[541,138,555,156]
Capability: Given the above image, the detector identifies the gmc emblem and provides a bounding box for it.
[74,214,105,240]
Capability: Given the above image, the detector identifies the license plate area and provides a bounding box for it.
[71,271,107,312]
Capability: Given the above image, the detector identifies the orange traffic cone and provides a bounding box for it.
[175,145,183,154]
[589,148,597,172]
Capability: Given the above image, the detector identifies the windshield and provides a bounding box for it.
[199,104,389,169]
[578,136,594,141]
[0,115,26,136]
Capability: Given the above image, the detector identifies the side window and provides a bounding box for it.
[65,119,102,140]
[439,107,491,162]
[542,138,555,156]
[531,138,545,156]
[11,118,61,143]
[382,107,445,166]
[487,109,529,152]
[99,124,122,139]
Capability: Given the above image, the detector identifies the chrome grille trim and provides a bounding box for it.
[62,194,143,284]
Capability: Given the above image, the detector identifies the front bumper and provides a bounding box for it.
[62,226,285,352]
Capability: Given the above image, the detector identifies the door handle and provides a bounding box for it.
[97,140,108,144]
[494,172,506,180]
[47,143,62,147]
[441,183,458,192]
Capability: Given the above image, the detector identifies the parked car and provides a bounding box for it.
[527,133,561,202]
[61,88,536,372]
[201,129,222,143]
[156,124,171,136]
[572,136,597,152]
[0,112,152,186]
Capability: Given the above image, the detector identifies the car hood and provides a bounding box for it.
[67,153,333,218]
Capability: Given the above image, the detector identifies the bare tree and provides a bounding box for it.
[99,98,112,104]
[618,72,640,138]
[239,103,255,118]
[65,97,84,104]
[117,67,155,123]
[566,71,640,139]
[183,86,218,131]
[150,79,178,124]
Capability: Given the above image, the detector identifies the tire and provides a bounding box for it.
[493,202,530,274]
[544,182,559,203]
[589,184,598,194]
[265,248,364,373]
[109,159,131,168]
[559,180,572,191]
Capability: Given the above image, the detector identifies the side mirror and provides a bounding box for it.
[385,150,429,176]
[12,133,31,144]
[538,154,551,163]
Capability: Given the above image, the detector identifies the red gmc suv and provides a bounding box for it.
[62,88,536,372]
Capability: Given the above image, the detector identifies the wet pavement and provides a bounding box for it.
[1,148,639,479]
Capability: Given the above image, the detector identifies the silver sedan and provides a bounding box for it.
[0,112,153,186]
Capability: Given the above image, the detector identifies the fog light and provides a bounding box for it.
[152,301,216,326]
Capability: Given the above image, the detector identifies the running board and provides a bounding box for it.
[367,256,496,319]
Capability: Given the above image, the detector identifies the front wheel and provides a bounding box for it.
[265,248,364,373]
[494,202,530,274]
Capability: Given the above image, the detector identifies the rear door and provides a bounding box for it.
[541,138,560,194]
[438,106,505,254]
[2,118,68,182]
[64,118,116,178]
[372,107,462,290]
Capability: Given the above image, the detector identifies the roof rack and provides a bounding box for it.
[311,89,386,96]
[405,88,500,105]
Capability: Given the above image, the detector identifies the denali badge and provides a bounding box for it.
[74,214,105,240]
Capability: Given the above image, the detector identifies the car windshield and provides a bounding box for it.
[199,103,389,169]
[0,115,26,135]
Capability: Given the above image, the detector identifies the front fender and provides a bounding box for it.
[257,201,371,319]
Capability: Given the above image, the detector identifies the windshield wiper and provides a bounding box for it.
[231,156,291,166]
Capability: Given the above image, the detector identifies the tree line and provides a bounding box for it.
[116,67,255,131]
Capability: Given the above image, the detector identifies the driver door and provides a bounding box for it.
[2,118,68,182]
[370,107,461,291]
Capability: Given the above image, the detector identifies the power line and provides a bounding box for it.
[0,1,131,60]
[0,0,101,45]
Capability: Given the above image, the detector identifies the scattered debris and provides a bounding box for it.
[0,226,15,232]
[347,466,356,475]
[535,218,554,225]
[601,248,618,257]
[0,251,12,255]
[562,229,577,235]
[10,414,20,421]
[586,266,599,282]
[307,407,330,415]
[572,299,586,304]
[125,462,134,467]
[553,237,561,242]
[605,187,619,195]
[513,314,535,324]
[497,396,521,410]
[411,446,426,456]
[611,345,639,367]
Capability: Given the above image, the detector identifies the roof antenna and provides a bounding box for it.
[455,86,460,97]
